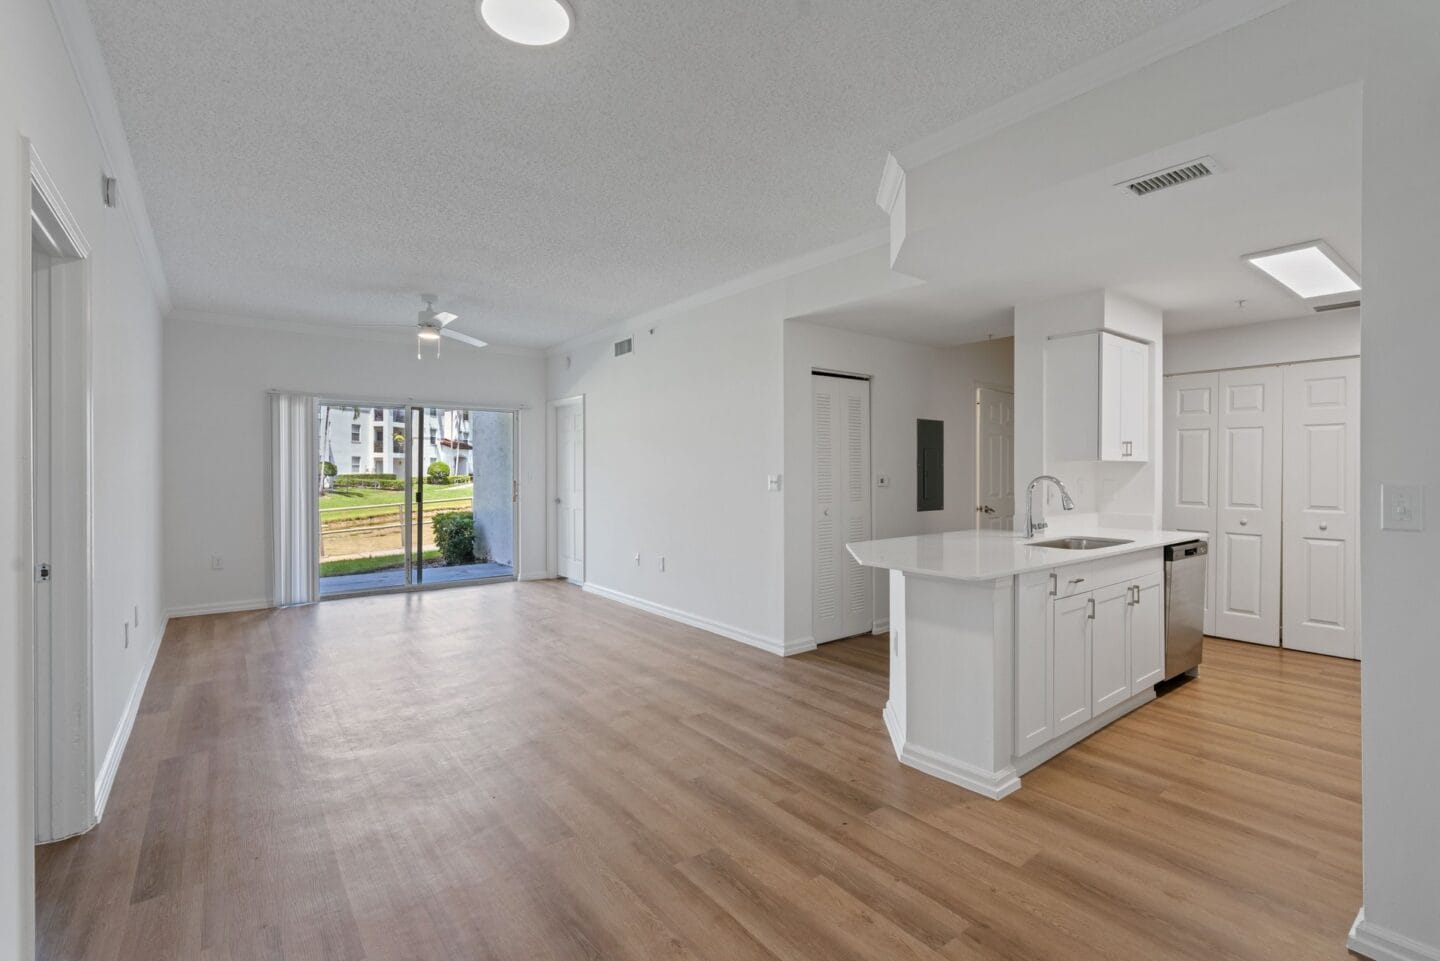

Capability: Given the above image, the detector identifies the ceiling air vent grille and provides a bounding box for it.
[614,336,634,357]
[1117,156,1218,197]
[1313,299,1361,313]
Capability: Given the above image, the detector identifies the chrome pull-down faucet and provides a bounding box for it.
[1025,475,1075,538]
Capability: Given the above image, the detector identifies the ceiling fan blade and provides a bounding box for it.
[433,311,459,326]
[440,328,488,349]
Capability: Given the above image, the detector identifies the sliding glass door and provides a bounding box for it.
[315,401,516,597]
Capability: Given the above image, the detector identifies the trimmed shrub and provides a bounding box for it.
[426,461,451,485]
[433,511,475,566]
[321,460,338,477]
[333,475,405,491]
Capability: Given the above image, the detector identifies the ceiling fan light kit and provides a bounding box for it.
[477,0,573,46]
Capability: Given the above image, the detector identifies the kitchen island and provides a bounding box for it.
[847,528,1201,798]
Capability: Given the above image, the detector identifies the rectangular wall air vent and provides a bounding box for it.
[1313,299,1361,313]
[614,336,633,357]
[1116,156,1218,197]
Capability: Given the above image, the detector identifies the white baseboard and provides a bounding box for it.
[872,618,890,635]
[882,699,905,756]
[518,571,554,582]
[94,613,168,820]
[165,598,271,618]
[1350,909,1440,961]
[582,583,799,657]
[897,739,1021,800]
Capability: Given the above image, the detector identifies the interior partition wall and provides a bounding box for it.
[315,400,518,597]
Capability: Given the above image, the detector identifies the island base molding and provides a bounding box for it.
[884,689,1154,799]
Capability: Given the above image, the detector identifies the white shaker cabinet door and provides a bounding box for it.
[1090,581,1132,714]
[1052,591,1093,736]
[1129,571,1166,692]
[1016,570,1054,755]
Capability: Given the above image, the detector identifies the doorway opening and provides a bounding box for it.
[975,386,1015,531]
[811,372,872,644]
[316,402,518,597]
[550,396,585,584]
[28,148,95,843]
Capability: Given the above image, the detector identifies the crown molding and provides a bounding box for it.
[167,308,544,358]
[545,227,890,358]
[46,0,172,314]
[896,0,1297,169]
[875,153,906,215]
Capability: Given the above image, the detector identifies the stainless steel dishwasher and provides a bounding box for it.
[1163,540,1207,679]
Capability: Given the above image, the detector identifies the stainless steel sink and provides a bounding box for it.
[1029,536,1134,550]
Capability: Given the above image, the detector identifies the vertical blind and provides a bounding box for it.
[271,392,319,606]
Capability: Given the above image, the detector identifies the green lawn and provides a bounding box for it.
[319,483,474,524]
[319,549,441,577]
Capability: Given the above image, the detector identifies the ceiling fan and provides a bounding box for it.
[411,294,488,359]
[348,294,490,358]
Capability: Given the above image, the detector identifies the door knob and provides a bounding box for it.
[1319,522,1329,531]
[1239,518,1248,526]
[554,497,562,505]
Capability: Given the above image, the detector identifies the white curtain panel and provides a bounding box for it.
[271,392,319,606]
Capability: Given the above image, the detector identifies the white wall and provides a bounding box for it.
[545,286,789,651]
[162,317,548,614]
[1013,289,1163,530]
[1351,3,1440,957]
[2,0,167,953]
[782,321,1013,644]
[1165,308,1360,374]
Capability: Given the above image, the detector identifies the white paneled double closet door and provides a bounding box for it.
[1162,358,1360,657]
[812,374,872,644]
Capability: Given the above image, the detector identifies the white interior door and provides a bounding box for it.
[555,401,584,582]
[1162,372,1219,634]
[1214,367,1283,645]
[812,374,872,644]
[975,387,1015,530]
[1283,359,1361,658]
[30,177,95,842]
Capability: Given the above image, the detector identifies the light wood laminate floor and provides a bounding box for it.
[36,580,1362,961]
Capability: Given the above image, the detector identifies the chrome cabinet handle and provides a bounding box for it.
[1239,518,1248,526]
[1087,598,1096,620]
[1049,572,1057,597]
[1319,522,1329,531]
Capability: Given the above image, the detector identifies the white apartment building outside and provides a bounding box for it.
[318,405,474,477]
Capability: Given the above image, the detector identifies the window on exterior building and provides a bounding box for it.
[350,456,361,472]
[373,426,384,453]
[373,457,383,473]
[391,407,404,422]
[350,424,361,443]
[429,429,436,444]
[373,407,383,420]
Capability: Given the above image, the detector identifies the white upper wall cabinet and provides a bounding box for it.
[1045,331,1152,464]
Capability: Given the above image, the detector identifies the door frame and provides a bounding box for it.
[547,395,585,583]
[24,142,97,844]
[809,370,875,643]
[974,384,1015,531]
[313,396,522,599]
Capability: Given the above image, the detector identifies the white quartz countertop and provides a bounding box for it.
[846,528,1204,582]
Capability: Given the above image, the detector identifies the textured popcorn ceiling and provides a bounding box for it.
[87,0,1207,348]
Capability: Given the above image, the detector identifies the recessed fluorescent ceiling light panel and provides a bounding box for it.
[1244,241,1360,302]
[477,0,573,45]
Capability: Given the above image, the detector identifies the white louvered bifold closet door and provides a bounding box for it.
[812,375,873,644]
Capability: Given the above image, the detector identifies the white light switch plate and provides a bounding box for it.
[766,474,782,492]
[876,474,891,488]
[1381,483,1425,531]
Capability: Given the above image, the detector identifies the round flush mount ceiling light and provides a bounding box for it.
[477,0,573,46]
